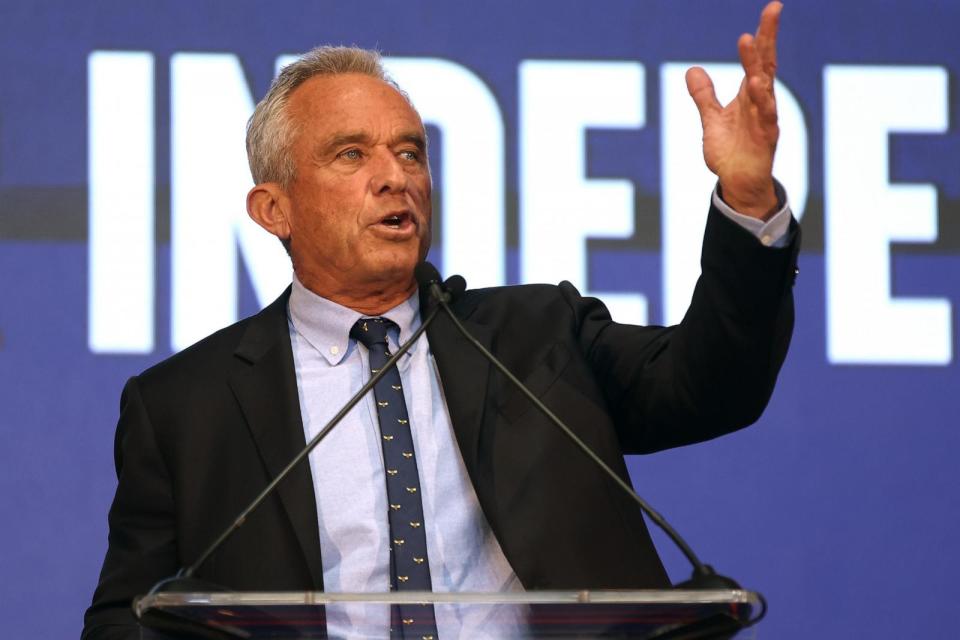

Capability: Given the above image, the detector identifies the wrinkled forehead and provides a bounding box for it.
[287,73,427,144]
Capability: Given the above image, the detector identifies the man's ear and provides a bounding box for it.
[247,183,291,241]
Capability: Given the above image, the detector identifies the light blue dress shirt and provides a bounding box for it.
[288,279,522,638]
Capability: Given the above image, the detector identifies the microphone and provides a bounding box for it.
[423,266,762,607]
[414,261,464,304]
[444,275,466,300]
[147,265,449,595]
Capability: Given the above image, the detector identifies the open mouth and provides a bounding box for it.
[380,212,412,229]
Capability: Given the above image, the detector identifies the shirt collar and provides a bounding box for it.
[288,274,422,365]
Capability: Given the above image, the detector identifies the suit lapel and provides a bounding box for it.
[423,293,495,497]
[227,290,323,588]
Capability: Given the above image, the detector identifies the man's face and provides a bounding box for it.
[282,73,432,294]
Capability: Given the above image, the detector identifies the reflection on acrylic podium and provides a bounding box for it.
[136,588,762,639]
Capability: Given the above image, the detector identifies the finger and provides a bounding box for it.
[754,1,782,77]
[738,33,762,80]
[685,66,721,124]
[746,75,778,128]
[740,33,775,109]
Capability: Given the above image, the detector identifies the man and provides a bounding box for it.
[84,2,798,638]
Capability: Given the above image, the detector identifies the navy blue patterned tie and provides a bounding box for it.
[351,318,438,640]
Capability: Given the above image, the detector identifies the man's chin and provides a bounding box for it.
[377,239,429,267]
[366,252,422,285]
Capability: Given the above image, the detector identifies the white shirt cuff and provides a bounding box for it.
[711,182,792,248]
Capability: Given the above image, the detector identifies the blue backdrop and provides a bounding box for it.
[1,1,958,637]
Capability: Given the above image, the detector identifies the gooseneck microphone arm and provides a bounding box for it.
[151,278,451,593]
[417,262,749,595]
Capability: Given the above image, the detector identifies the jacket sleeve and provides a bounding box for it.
[568,202,800,454]
[82,377,179,640]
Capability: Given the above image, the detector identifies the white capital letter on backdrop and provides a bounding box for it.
[88,51,155,354]
[171,53,289,352]
[825,65,950,365]
[660,63,808,325]
[519,61,647,324]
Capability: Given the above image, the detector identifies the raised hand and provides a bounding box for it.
[685,1,783,220]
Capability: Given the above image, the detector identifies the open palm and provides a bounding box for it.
[686,1,782,220]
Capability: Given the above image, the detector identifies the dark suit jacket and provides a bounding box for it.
[83,206,799,639]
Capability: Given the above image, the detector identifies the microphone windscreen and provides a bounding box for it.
[444,275,467,299]
[414,261,442,289]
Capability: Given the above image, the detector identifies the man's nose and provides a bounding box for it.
[370,149,406,194]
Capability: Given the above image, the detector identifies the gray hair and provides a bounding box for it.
[245,45,397,187]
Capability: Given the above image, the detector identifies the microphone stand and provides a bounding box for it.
[421,273,767,629]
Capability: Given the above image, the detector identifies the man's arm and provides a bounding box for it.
[572,203,799,455]
[83,378,179,640]
[569,3,798,452]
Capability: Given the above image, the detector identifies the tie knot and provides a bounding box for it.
[350,317,394,348]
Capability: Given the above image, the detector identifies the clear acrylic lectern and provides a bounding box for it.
[135,588,761,639]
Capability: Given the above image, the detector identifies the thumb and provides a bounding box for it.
[685,66,720,127]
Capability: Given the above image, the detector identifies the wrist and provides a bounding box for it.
[718,179,779,220]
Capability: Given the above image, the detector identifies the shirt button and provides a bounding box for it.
[330,345,340,355]
[761,234,773,246]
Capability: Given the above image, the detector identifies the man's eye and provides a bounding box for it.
[399,150,420,161]
[339,149,362,160]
